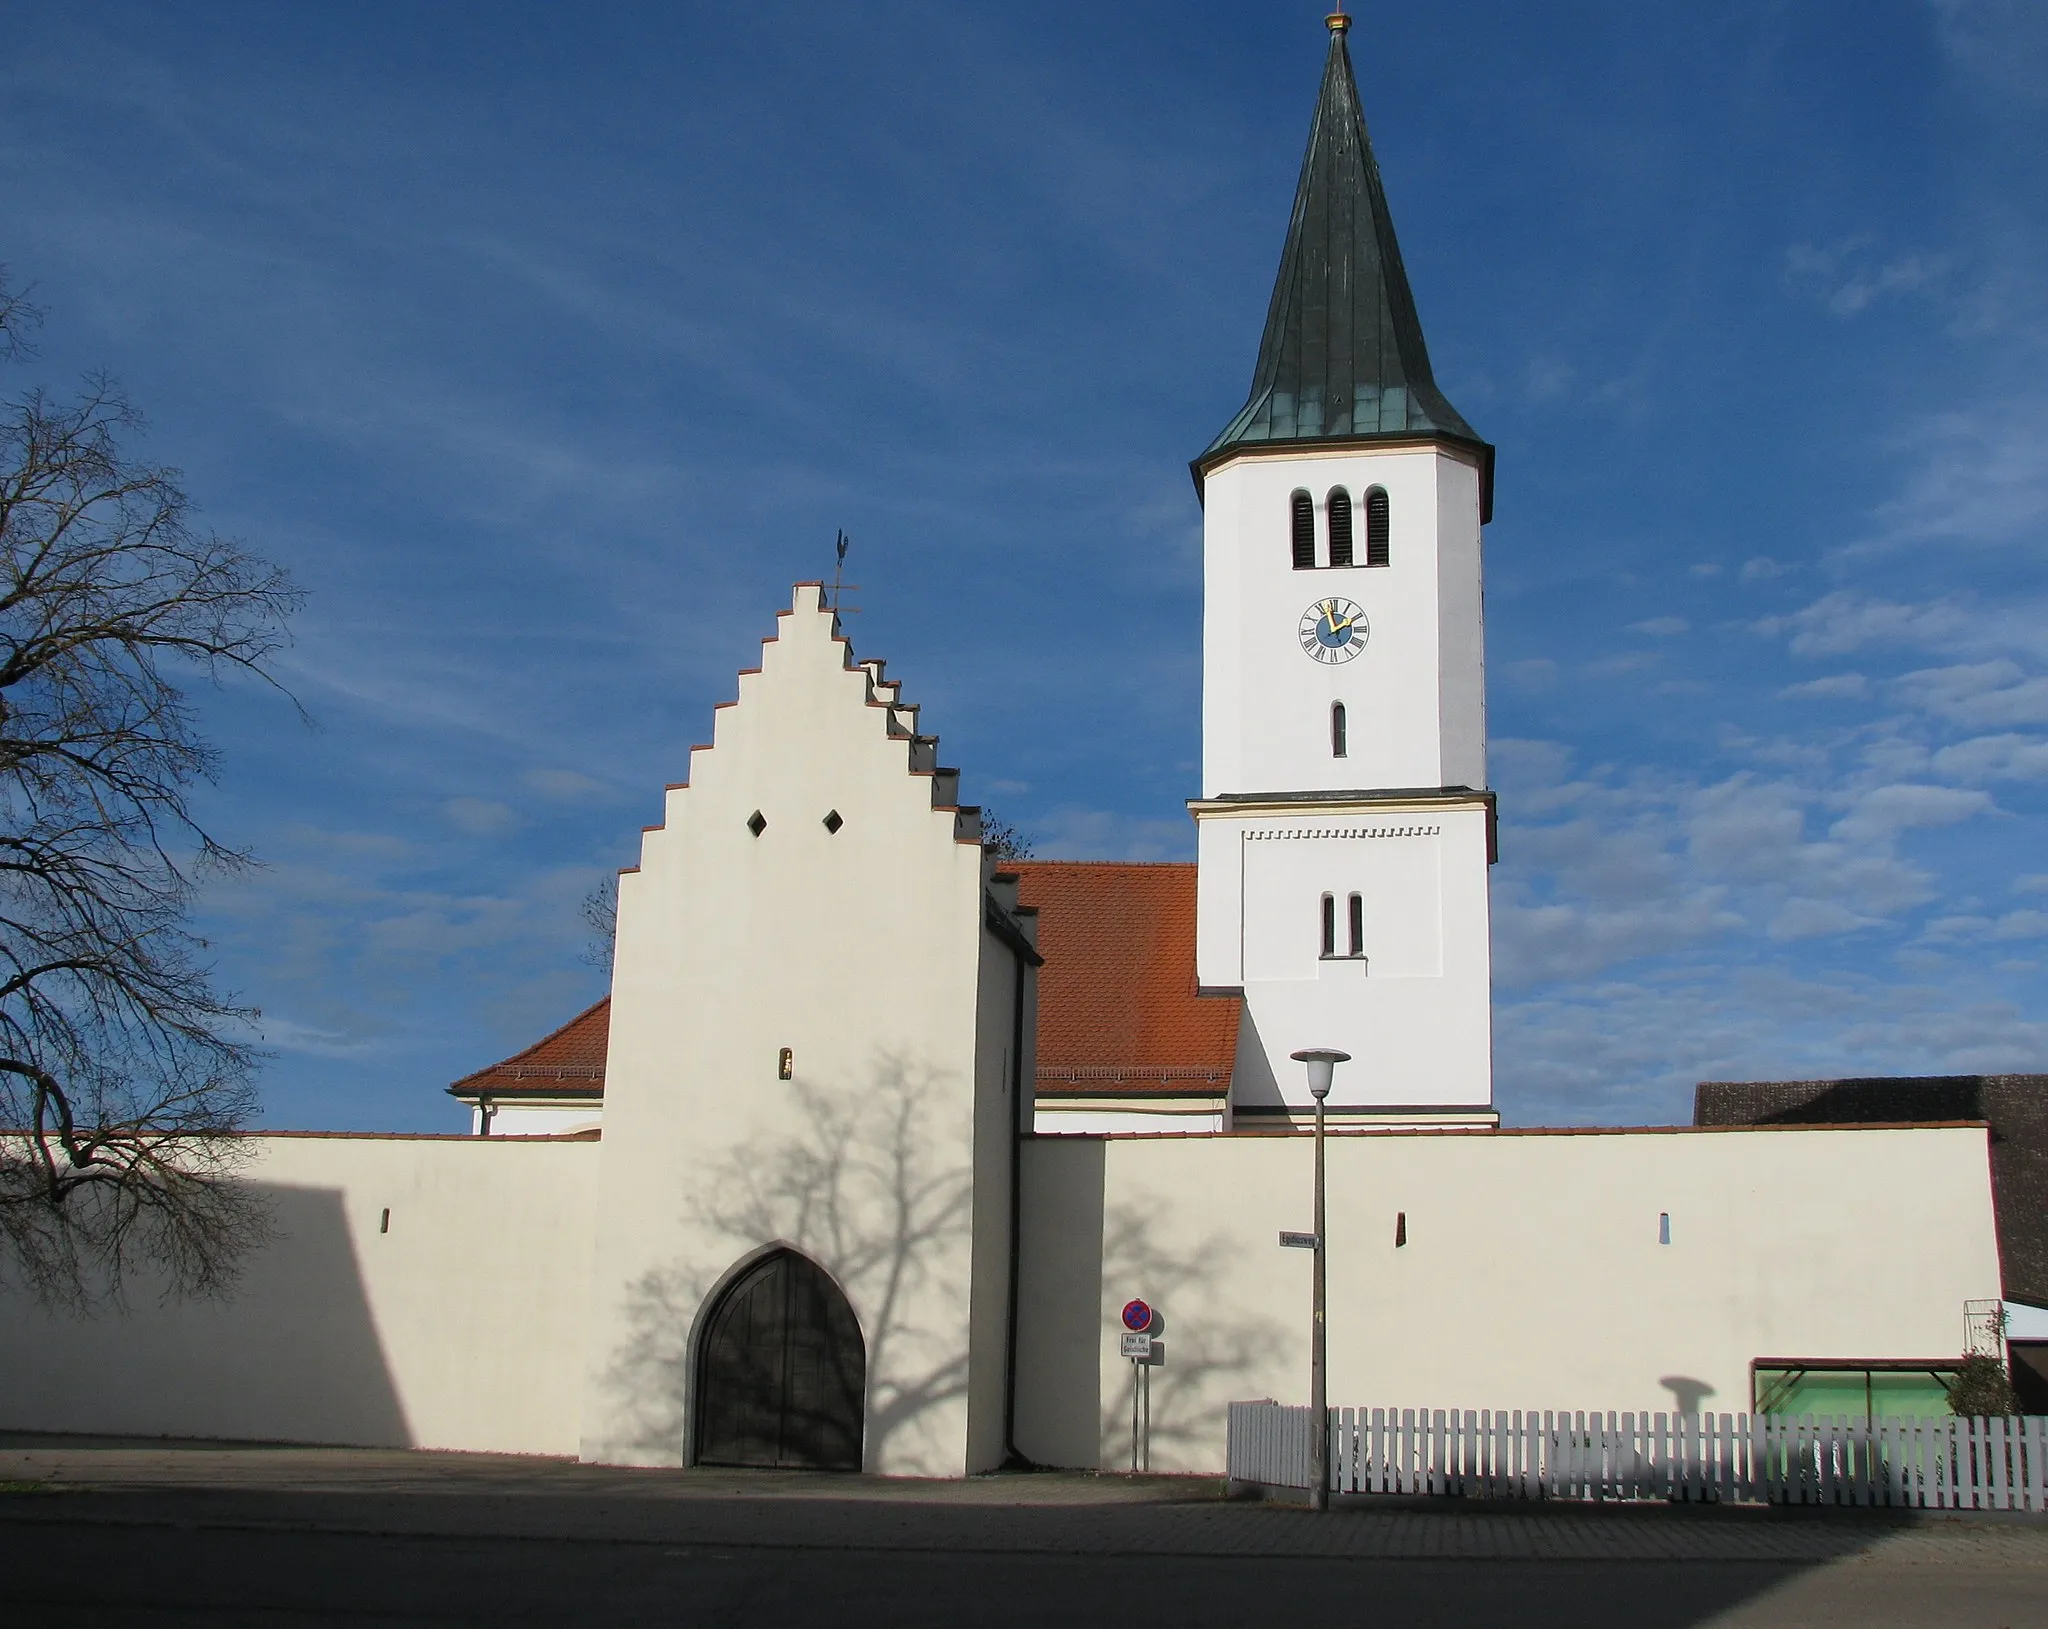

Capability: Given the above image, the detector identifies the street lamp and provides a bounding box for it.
[1290,1047,1349,1512]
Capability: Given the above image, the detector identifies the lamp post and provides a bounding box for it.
[1290,1047,1349,1512]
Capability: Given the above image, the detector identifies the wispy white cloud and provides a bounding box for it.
[1895,659,2048,727]
[1785,238,1954,319]
[1035,805,1190,862]
[1779,673,1869,701]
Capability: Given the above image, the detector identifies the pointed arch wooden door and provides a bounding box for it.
[693,1249,866,1471]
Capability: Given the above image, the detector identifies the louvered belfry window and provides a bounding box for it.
[1327,487,1353,567]
[1291,489,1316,569]
[1365,486,1390,567]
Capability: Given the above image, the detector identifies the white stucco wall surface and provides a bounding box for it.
[1199,444,1486,799]
[1013,1124,2003,1475]
[579,585,1018,1476]
[0,1132,601,1454]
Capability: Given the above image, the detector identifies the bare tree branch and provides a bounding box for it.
[0,266,299,1305]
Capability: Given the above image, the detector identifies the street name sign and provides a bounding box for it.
[1278,1231,1318,1249]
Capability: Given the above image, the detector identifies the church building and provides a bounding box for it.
[1,16,2027,1473]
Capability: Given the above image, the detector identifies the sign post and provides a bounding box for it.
[1120,1299,1156,1472]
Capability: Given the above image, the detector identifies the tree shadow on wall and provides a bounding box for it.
[605,1060,975,1470]
[1097,1200,1287,1471]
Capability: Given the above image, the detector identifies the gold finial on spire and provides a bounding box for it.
[1326,6,1349,33]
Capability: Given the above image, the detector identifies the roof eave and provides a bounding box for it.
[1190,431,1494,523]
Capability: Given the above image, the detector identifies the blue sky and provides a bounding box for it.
[2,1,2044,1130]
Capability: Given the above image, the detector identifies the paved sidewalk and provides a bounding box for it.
[5,1436,2047,1626]
[5,1434,2046,1564]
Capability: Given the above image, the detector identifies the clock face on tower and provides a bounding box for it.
[1299,597,1368,664]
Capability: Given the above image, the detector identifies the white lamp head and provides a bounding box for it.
[1289,1047,1351,1101]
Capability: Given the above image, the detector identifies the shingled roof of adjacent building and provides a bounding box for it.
[448,998,610,1102]
[1197,13,1491,517]
[1695,1075,2048,1310]
[1011,861,1239,1097]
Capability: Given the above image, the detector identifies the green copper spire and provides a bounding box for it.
[1197,14,1492,516]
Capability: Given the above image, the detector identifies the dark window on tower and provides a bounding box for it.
[1331,702,1347,758]
[1320,893,1336,959]
[1348,893,1364,958]
[1290,490,1315,570]
[1365,487,1390,567]
[1327,487,1354,567]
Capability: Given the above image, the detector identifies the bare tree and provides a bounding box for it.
[580,874,617,976]
[980,808,1035,862]
[0,267,301,1304]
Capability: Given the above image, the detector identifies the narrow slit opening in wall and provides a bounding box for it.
[1331,701,1347,758]
[1290,489,1315,570]
[1658,1212,1671,1246]
[1320,892,1336,959]
[379,1208,390,1235]
[1394,1211,1406,1248]
[1365,486,1390,567]
[1327,487,1353,568]
[1348,893,1363,958]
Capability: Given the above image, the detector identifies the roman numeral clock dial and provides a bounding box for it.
[1298,597,1368,664]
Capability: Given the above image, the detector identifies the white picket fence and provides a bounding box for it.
[1226,1402,2048,1512]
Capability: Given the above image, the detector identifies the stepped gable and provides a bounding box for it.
[1696,1074,2048,1309]
[449,997,610,1102]
[448,582,1021,1114]
[1013,861,1239,1097]
[657,583,983,849]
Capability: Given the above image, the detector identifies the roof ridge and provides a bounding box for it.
[1010,859,1196,872]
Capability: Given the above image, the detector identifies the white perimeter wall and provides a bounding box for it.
[0,1133,601,1455]
[1013,1124,2003,1474]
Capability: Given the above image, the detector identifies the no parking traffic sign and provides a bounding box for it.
[1121,1298,1152,1333]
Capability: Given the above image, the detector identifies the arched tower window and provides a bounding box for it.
[1327,487,1353,568]
[1330,702,1347,758]
[1348,893,1364,958]
[1320,893,1336,959]
[1290,490,1315,570]
[1365,486,1390,567]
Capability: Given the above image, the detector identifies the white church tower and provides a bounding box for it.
[1192,12,1498,1128]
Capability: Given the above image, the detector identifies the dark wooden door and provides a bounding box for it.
[694,1250,865,1470]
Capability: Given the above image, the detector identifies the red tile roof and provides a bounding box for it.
[445,864,1239,1107]
[1011,861,1239,1096]
[449,998,610,1099]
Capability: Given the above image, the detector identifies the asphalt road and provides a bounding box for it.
[3,1441,2045,1627]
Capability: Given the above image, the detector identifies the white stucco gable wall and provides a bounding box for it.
[579,584,1020,1475]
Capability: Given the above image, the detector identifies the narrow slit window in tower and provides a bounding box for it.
[1320,893,1336,959]
[1327,487,1353,567]
[1290,489,1315,569]
[1348,893,1364,958]
[1331,701,1347,758]
[1365,487,1390,567]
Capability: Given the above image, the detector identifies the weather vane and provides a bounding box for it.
[828,529,861,616]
